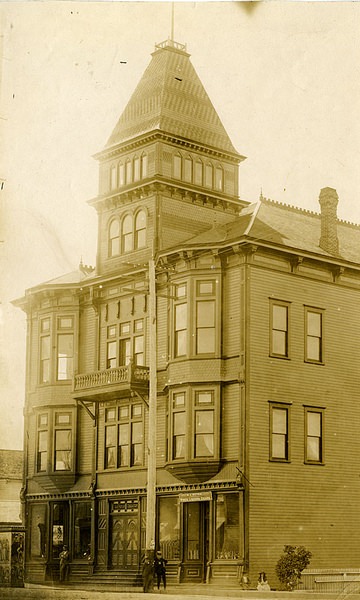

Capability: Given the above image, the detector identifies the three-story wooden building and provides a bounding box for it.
[15,39,360,589]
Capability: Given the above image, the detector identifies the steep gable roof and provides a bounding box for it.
[106,40,240,157]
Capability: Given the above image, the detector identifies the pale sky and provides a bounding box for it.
[0,1,359,449]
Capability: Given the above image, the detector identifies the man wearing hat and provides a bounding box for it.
[154,549,167,591]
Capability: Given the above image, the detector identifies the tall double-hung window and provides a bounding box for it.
[270,300,290,358]
[105,403,143,469]
[305,307,324,363]
[172,279,218,359]
[35,409,75,474]
[39,315,75,383]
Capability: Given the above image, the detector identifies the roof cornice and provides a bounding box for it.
[94,130,245,164]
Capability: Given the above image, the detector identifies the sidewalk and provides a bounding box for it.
[2,584,360,600]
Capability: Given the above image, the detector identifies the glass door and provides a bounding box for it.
[182,502,209,582]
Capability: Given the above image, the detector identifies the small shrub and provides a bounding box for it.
[275,544,312,590]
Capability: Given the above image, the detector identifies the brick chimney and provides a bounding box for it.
[319,187,339,255]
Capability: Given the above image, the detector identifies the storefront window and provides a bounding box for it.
[74,502,92,559]
[215,493,239,560]
[30,504,47,559]
[52,503,68,559]
[159,497,180,560]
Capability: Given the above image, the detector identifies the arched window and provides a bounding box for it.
[134,156,140,181]
[119,163,125,186]
[195,159,203,186]
[173,153,182,179]
[125,159,132,184]
[122,215,133,253]
[110,165,117,190]
[141,153,148,178]
[215,165,223,191]
[109,219,120,257]
[135,210,146,249]
[184,156,192,183]
[205,162,213,188]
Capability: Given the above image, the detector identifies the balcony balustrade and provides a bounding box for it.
[73,363,149,401]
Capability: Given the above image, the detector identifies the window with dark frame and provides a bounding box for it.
[270,300,289,357]
[56,317,74,381]
[305,408,324,464]
[305,308,323,363]
[104,403,144,469]
[109,219,120,257]
[37,413,48,472]
[40,318,51,384]
[194,391,214,458]
[174,283,187,358]
[270,404,290,461]
[54,412,72,471]
[196,280,216,355]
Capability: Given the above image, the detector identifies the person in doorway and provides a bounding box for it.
[257,571,271,591]
[154,549,167,591]
[142,551,154,593]
[59,545,70,582]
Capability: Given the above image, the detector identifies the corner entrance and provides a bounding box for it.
[182,501,209,582]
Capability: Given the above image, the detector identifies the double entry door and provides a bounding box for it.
[182,501,209,582]
[110,511,139,568]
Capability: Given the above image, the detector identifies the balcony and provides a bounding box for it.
[73,364,149,402]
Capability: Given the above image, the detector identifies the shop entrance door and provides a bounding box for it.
[110,514,138,568]
[182,501,209,582]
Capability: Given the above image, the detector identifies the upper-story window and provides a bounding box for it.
[305,307,323,363]
[122,214,134,253]
[196,280,216,354]
[195,159,203,186]
[305,407,324,464]
[168,387,218,462]
[119,163,125,186]
[141,153,148,178]
[109,219,120,257]
[270,403,290,462]
[173,153,182,179]
[105,403,143,469]
[57,317,74,381]
[184,156,192,183]
[35,408,75,474]
[270,300,290,358]
[106,319,145,368]
[133,156,140,181]
[172,279,218,359]
[37,413,48,472]
[40,318,51,384]
[205,162,213,188]
[39,315,75,384]
[174,283,187,358]
[126,159,132,184]
[135,210,146,249]
[215,165,223,191]
[110,165,117,190]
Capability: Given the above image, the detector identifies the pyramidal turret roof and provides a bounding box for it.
[105,40,240,157]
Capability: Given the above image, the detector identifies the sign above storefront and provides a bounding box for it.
[179,491,212,503]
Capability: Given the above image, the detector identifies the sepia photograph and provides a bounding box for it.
[0,1,360,597]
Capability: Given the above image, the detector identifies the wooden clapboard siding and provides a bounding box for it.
[222,384,240,461]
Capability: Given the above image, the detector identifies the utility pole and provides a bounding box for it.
[146,257,157,553]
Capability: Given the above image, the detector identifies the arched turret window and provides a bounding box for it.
[119,163,125,186]
[110,165,117,190]
[126,159,132,184]
[205,162,213,188]
[173,153,182,179]
[122,214,133,253]
[109,219,120,257]
[195,159,203,186]
[134,156,140,181]
[184,156,192,183]
[141,153,148,178]
[135,210,147,249]
[215,165,223,191]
